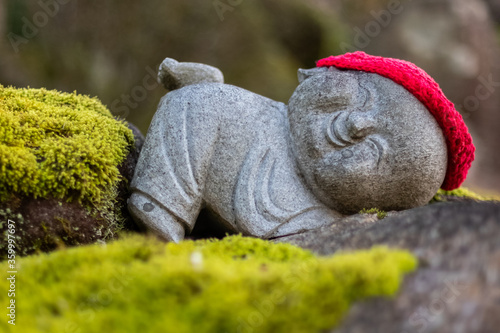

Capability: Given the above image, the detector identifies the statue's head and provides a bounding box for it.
[288,52,475,214]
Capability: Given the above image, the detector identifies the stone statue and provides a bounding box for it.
[128,52,474,242]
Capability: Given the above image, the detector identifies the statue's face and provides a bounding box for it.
[288,68,447,214]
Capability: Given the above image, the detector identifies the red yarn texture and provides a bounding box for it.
[316,51,474,190]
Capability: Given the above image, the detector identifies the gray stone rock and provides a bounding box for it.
[275,201,500,333]
[128,59,447,242]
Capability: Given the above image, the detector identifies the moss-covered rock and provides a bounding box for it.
[278,201,500,333]
[431,187,500,203]
[0,85,136,258]
[0,234,416,333]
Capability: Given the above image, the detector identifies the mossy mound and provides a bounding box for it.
[0,235,417,333]
[0,86,135,258]
[0,85,133,204]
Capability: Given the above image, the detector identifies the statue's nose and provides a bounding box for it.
[346,111,376,140]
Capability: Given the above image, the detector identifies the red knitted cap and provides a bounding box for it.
[316,51,474,190]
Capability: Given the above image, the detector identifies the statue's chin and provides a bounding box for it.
[306,168,436,215]
[292,143,441,215]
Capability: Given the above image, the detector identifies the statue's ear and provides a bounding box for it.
[297,67,329,83]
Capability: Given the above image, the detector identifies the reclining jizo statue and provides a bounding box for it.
[128,52,475,242]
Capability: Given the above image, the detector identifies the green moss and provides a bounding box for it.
[360,208,387,219]
[0,85,134,207]
[431,187,499,203]
[0,235,416,333]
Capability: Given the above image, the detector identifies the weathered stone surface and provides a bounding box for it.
[275,201,500,333]
[128,59,447,242]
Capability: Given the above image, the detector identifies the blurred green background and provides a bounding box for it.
[1,0,499,193]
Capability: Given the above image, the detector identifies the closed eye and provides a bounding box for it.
[326,111,354,147]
